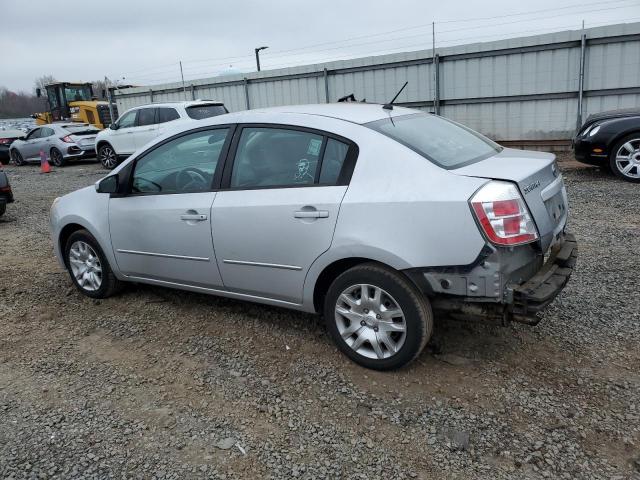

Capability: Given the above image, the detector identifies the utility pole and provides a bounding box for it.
[576,20,586,131]
[179,61,187,100]
[255,46,268,72]
[432,22,437,114]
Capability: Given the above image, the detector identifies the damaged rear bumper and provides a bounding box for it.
[407,233,578,325]
[509,233,577,324]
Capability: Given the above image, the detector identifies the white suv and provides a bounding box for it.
[95,101,227,169]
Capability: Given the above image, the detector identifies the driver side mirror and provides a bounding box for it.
[36,88,42,98]
[109,123,119,130]
[96,175,118,194]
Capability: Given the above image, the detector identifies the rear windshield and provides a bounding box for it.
[366,113,501,168]
[186,104,227,120]
[63,125,99,135]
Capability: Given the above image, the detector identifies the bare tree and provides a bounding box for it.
[91,79,108,99]
[33,75,57,95]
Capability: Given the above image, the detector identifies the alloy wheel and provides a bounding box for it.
[614,138,640,179]
[68,240,102,292]
[50,149,63,167]
[11,150,23,166]
[100,146,118,169]
[334,284,407,360]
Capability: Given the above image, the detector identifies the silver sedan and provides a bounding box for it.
[50,104,577,370]
[10,123,99,167]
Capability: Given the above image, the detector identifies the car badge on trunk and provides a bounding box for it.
[522,180,541,194]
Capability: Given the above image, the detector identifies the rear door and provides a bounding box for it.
[134,107,159,149]
[156,107,182,137]
[211,125,356,303]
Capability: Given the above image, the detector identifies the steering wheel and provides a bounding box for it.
[176,167,208,191]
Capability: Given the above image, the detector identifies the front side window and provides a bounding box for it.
[118,110,137,129]
[26,128,42,140]
[158,108,180,123]
[231,128,324,188]
[132,128,229,194]
[186,104,227,120]
[366,113,501,169]
[137,108,156,127]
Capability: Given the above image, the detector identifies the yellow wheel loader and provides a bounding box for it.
[33,82,118,130]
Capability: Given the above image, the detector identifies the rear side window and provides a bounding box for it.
[231,128,323,188]
[40,127,55,137]
[158,108,180,123]
[320,138,349,184]
[366,113,501,169]
[186,104,227,120]
[137,108,156,127]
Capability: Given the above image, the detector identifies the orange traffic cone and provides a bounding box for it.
[40,150,51,174]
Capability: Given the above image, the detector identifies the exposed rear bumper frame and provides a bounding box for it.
[508,233,577,324]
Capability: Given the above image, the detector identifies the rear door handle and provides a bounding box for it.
[180,213,208,221]
[294,210,329,219]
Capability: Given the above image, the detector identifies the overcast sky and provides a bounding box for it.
[3,0,639,92]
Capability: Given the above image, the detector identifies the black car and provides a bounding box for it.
[0,129,25,165]
[573,108,640,182]
[0,164,14,217]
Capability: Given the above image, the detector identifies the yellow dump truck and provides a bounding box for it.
[34,82,118,130]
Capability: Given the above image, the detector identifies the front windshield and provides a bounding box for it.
[366,113,501,169]
[64,85,92,103]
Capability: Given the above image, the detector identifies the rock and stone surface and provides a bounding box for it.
[0,156,638,479]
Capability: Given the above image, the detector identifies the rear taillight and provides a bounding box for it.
[61,136,74,143]
[470,181,538,246]
[0,138,12,145]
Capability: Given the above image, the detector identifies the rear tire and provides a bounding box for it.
[98,144,118,169]
[50,148,65,167]
[609,133,640,183]
[11,150,24,166]
[324,262,433,370]
[64,229,123,299]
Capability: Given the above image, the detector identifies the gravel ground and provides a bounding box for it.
[0,154,639,479]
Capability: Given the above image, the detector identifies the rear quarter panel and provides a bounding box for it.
[302,126,489,311]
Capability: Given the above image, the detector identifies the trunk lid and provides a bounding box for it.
[452,148,568,252]
[70,133,97,149]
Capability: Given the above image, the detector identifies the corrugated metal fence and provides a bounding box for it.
[114,22,640,145]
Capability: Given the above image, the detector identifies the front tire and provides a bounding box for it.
[11,150,24,166]
[609,133,640,183]
[64,229,122,298]
[50,148,65,167]
[324,263,433,370]
[98,144,118,169]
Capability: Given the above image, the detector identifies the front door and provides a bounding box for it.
[110,109,139,155]
[109,127,231,288]
[212,126,353,303]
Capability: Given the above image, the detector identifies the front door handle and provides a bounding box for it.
[180,213,208,221]
[294,210,329,219]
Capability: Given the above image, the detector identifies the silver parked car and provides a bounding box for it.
[10,123,99,167]
[50,104,577,370]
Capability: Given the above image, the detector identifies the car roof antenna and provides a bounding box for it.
[382,81,408,110]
